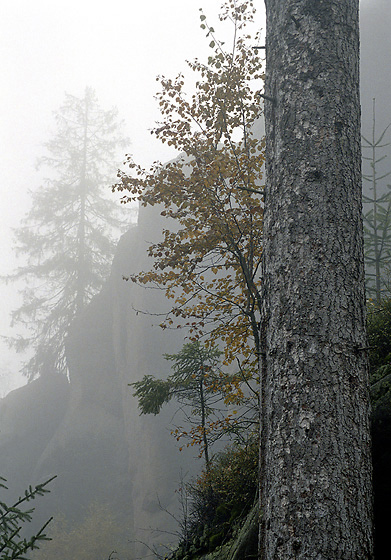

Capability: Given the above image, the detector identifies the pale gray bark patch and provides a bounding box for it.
[260,1,373,558]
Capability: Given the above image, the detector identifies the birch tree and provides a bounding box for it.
[115,1,264,414]
[260,1,373,558]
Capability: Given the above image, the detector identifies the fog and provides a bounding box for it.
[1,0,389,395]
[0,0,390,558]
[1,0,255,394]
[0,3,266,556]
[361,0,391,128]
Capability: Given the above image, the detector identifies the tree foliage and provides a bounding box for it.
[366,299,391,558]
[7,87,129,378]
[165,301,391,560]
[114,1,265,385]
[362,99,391,302]
[132,341,253,466]
[166,439,258,559]
[367,298,391,415]
[0,477,54,560]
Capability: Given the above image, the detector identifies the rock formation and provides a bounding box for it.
[0,206,198,559]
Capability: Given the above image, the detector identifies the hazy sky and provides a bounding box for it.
[0,0,389,395]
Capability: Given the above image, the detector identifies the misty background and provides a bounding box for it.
[0,1,389,559]
[0,0,251,395]
[1,0,390,395]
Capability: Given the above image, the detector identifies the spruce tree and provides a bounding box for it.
[7,87,129,379]
[132,342,227,468]
[0,476,54,560]
[362,99,391,302]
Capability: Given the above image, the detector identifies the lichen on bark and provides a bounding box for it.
[260,1,374,558]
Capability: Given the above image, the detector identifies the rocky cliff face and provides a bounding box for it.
[0,208,197,558]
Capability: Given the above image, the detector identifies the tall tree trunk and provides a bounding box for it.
[368,99,382,303]
[199,360,210,469]
[76,94,89,314]
[260,1,373,558]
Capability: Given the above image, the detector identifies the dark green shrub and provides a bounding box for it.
[367,299,391,424]
[368,298,391,371]
[185,437,258,553]
[367,299,391,558]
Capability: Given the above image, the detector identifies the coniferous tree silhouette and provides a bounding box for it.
[6,88,129,379]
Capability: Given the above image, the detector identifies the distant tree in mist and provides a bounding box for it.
[6,87,129,379]
[362,99,391,302]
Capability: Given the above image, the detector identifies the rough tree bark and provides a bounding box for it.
[260,1,374,558]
